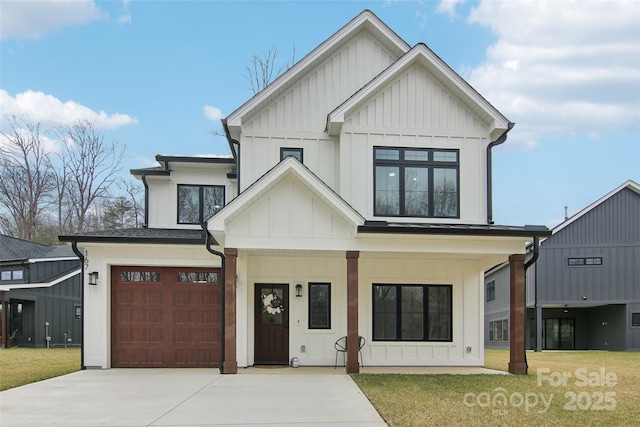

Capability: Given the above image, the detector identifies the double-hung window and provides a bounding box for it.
[177,185,225,224]
[374,147,459,218]
[372,284,452,341]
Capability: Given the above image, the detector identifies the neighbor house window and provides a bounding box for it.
[1,270,24,281]
[489,319,509,342]
[308,283,331,329]
[280,147,303,163]
[374,147,459,218]
[486,280,496,302]
[567,257,602,266]
[372,284,452,341]
[177,185,225,224]
[632,313,640,327]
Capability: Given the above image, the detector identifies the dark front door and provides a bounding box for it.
[255,284,289,365]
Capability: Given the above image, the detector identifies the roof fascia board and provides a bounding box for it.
[357,225,551,238]
[26,257,79,263]
[327,44,510,136]
[552,180,640,235]
[0,268,80,292]
[225,10,410,129]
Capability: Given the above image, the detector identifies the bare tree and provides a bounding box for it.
[57,120,125,233]
[0,116,56,240]
[244,44,296,95]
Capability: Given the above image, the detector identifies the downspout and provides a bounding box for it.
[202,222,226,373]
[222,118,241,196]
[70,241,86,370]
[486,122,515,224]
[141,175,149,228]
[522,235,540,371]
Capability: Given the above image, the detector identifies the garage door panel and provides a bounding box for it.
[111,266,221,368]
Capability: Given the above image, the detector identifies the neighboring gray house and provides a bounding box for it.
[1,235,82,348]
[485,180,640,351]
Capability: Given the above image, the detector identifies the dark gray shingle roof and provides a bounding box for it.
[0,234,76,262]
[58,228,207,245]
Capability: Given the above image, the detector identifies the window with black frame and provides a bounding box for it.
[372,284,452,341]
[374,147,459,218]
[177,184,225,224]
[308,283,331,329]
[486,280,496,302]
[280,147,303,163]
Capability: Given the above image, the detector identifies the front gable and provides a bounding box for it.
[208,157,365,250]
[327,44,510,139]
[225,10,409,139]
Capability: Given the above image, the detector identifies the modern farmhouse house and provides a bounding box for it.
[485,180,640,352]
[60,10,549,373]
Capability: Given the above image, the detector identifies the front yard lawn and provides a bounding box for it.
[353,350,640,427]
[0,347,81,391]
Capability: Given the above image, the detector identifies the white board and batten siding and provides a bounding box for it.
[239,29,402,193]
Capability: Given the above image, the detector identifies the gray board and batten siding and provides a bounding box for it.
[484,182,640,351]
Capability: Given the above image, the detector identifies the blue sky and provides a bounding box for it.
[1,0,639,228]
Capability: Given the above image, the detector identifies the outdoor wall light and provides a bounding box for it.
[295,284,303,297]
[563,305,569,313]
[88,271,99,286]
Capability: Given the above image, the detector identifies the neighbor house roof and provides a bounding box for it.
[0,234,77,263]
[551,180,640,235]
[58,228,209,245]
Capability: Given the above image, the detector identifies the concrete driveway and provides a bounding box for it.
[0,367,387,426]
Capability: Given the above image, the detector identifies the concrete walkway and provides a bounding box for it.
[0,368,387,426]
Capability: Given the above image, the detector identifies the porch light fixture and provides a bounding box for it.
[88,271,99,286]
[563,305,569,313]
[295,284,303,297]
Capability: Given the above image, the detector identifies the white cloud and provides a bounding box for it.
[117,14,131,25]
[436,0,466,18]
[0,0,107,40]
[203,105,224,121]
[465,0,640,148]
[1,89,138,130]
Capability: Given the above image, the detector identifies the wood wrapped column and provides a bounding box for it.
[223,248,238,374]
[346,251,360,374]
[509,253,527,374]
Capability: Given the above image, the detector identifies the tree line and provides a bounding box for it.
[0,115,143,245]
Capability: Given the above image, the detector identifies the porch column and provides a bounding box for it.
[223,248,238,374]
[509,254,527,374]
[1,294,7,348]
[346,251,360,374]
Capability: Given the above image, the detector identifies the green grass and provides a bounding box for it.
[353,350,640,427]
[0,347,81,391]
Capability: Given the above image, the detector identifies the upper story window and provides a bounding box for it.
[1,269,24,282]
[280,147,303,163]
[177,185,225,224]
[486,280,496,302]
[374,147,459,218]
[567,257,602,266]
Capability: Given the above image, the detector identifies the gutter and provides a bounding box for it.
[70,241,86,370]
[222,118,241,196]
[201,222,226,373]
[486,122,515,224]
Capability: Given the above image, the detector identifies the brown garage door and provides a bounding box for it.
[111,266,221,368]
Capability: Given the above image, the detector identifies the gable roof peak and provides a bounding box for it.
[552,179,640,235]
[224,9,410,135]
